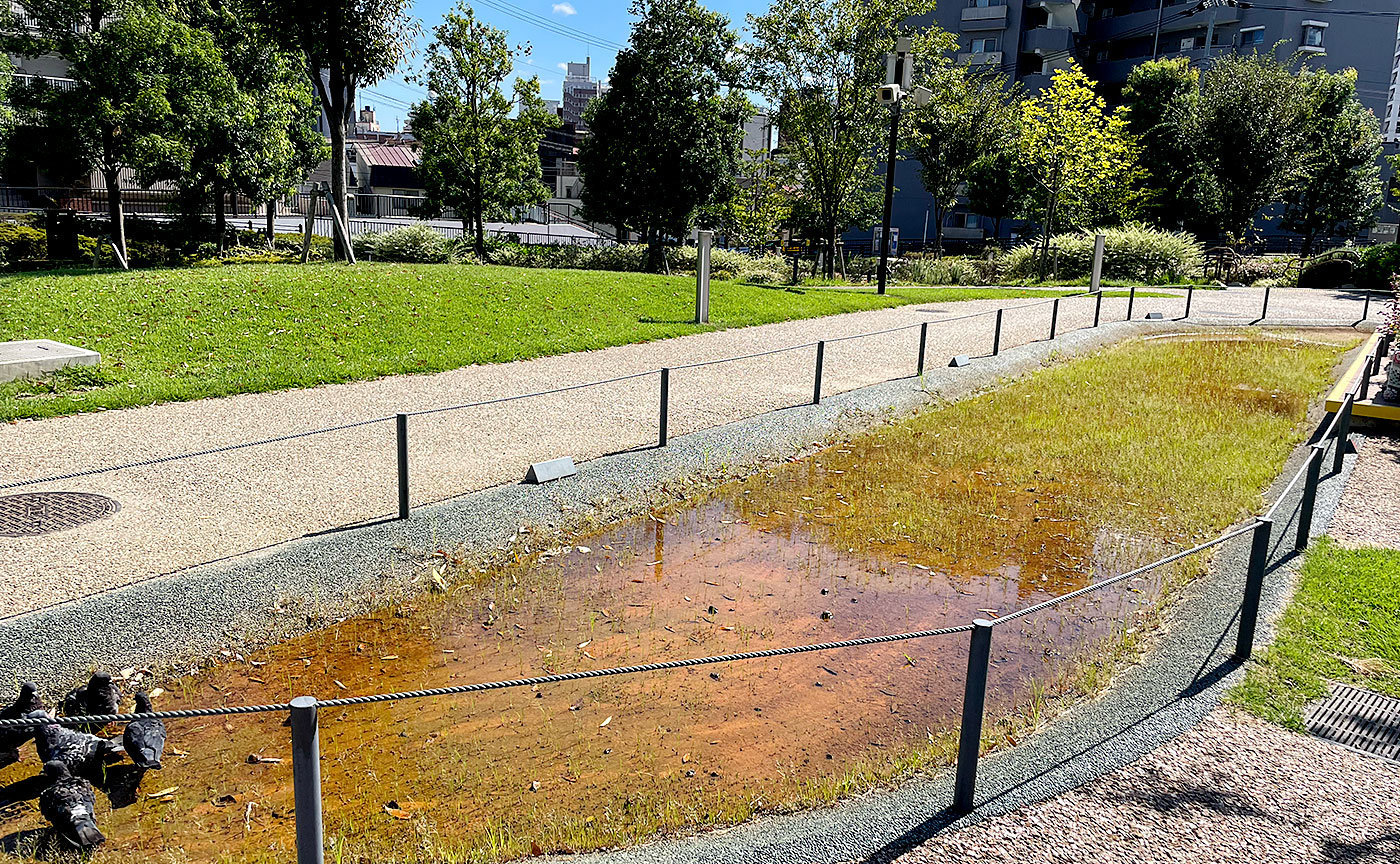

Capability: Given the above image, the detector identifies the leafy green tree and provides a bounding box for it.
[409,2,556,258]
[965,149,1030,243]
[1195,52,1308,240]
[248,0,418,260]
[9,0,237,259]
[1279,67,1383,256]
[907,66,1020,256]
[577,0,750,272]
[1121,57,1220,235]
[747,0,949,276]
[1018,62,1140,275]
[715,147,791,250]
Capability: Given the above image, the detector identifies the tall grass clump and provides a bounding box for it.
[1005,224,1204,283]
[353,224,463,263]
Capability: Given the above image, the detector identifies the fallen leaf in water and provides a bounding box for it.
[148,687,165,699]
[681,753,691,763]
[646,560,661,566]
[531,841,544,855]
[170,747,188,757]
[578,640,591,650]
[599,716,612,728]
[380,655,398,661]
[148,787,178,799]
[248,677,265,685]
[118,668,135,680]
[577,546,591,554]
[334,680,347,690]
[383,805,411,820]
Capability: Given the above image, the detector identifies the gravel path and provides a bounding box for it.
[1327,433,1400,549]
[0,284,1372,618]
[890,707,1400,864]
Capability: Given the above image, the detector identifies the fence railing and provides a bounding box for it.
[0,326,1378,861]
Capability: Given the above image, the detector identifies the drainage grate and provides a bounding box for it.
[1304,682,1400,762]
[0,491,121,538]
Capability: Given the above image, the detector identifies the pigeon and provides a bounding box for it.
[0,682,44,765]
[60,685,87,722]
[122,692,165,770]
[38,760,104,850]
[28,712,123,776]
[62,672,121,733]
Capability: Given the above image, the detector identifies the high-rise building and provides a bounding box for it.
[1384,18,1400,145]
[562,59,603,134]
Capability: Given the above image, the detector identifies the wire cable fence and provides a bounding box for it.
[0,316,1380,861]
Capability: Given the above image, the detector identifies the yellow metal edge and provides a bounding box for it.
[1325,332,1383,412]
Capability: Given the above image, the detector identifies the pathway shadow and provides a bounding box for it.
[1317,832,1400,863]
[1103,779,1274,821]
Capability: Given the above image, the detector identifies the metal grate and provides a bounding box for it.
[0,491,120,538]
[1304,682,1400,763]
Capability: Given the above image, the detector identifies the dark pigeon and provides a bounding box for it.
[122,692,165,770]
[0,682,44,766]
[28,711,123,776]
[60,684,87,721]
[38,760,104,850]
[82,673,121,718]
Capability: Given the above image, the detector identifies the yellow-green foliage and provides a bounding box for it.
[1004,223,1204,283]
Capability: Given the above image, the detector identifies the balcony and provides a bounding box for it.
[1086,4,1238,42]
[1022,26,1075,56]
[960,6,1008,31]
[958,51,1004,68]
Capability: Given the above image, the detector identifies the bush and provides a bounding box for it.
[0,223,48,261]
[352,224,462,263]
[1003,224,1204,283]
[1356,243,1400,292]
[894,255,984,286]
[1229,255,1299,287]
[1298,254,1357,290]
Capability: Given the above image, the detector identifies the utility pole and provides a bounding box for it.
[1152,0,1167,60]
[876,37,932,296]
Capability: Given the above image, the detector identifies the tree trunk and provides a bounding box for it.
[646,229,665,273]
[827,225,837,279]
[321,66,353,263]
[103,167,126,264]
[266,198,276,247]
[214,180,227,252]
[1300,233,1315,258]
[932,202,946,259]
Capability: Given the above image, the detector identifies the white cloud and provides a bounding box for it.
[552,2,576,15]
[557,62,569,71]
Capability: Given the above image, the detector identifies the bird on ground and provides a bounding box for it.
[38,760,104,850]
[28,711,123,776]
[122,692,165,770]
[0,682,45,767]
[60,685,87,721]
[62,672,121,733]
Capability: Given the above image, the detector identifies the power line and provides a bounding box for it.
[472,0,627,52]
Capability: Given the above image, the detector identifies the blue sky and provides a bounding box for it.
[361,0,767,130]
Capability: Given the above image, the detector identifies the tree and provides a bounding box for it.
[747,0,949,276]
[1195,52,1308,240]
[248,0,417,260]
[715,147,791,250]
[1279,67,1383,256]
[409,3,556,257]
[1121,57,1220,235]
[9,0,238,260]
[1017,62,1140,275]
[965,149,1030,243]
[907,66,1020,256]
[577,0,750,272]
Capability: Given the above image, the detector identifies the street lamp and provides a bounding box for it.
[876,37,932,296]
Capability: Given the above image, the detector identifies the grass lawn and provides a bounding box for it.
[1,263,1088,421]
[1228,539,1400,731]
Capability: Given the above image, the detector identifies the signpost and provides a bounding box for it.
[695,230,712,324]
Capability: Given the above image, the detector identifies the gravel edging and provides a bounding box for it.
[552,343,1369,864]
[0,318,1172,691]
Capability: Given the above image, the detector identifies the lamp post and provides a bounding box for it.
[876,37,932,296]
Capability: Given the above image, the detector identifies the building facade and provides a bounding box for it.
[562,59,603,134]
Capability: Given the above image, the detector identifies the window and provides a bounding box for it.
[971,37,998,53]
[1179,35,1205,51]
[967,0,1003,7]
[1301,22,1326,49]
[1096,49,1110,63]
[1241,27,1264,46]
[1100,7,1114,18]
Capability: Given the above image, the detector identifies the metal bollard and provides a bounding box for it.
[658,368,670,448]
[1093,291,1102,328]
[1126,286,1136,321]
[1363,288,1372,321]
[1333,393,1353,474]
[813,341,825,405]
[1260,286,1271,321]
[1049,298,1060,340]
[917,322,928,377]
[1234,518,1273,661]
[992,308,1004,356]
[1295,445,1324,551]
[953,619,994,813]
[290,696,324,864]
[1184,285,1194,320]
[396,413,409,521]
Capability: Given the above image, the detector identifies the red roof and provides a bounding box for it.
[354,143,419,169]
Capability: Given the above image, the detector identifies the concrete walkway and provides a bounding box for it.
[0,285,1375,618]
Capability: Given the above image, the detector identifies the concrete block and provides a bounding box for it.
[525,456,578,484]
[949,355,971,368]
[0,339,100,384]
[1145,312,1165,320]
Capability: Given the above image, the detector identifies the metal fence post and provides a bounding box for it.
[917,322,928,377]
[658,368,670,448]
[1235,518,1272,661]
[813,341,825,405]
[1260,286,1271,321]
[953,619,994,813]
[396,413,409,521]
[1360,353,1374,402]
[1333,393,1353,474]
[1183,285,1194,320]
[1126,286,1136,321]
[1093,291,1102,328]
[290,696,324,864]
[1295,445,1324,552]
[1362,288,1372,321]
[992,309,1003,356]
[1049,298,1060,340]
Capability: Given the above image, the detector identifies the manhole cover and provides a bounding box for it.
[0,491,121,538]
[1304,682,1400,762]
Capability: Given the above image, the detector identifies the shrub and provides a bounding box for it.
[894,255,983,286]
[352,224,461,263]
[1004,224,1204,283]
[1229,255,1299,287]
[1356,243,1400,292]
[1298,255,1357,290]
[0,223,48,261]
